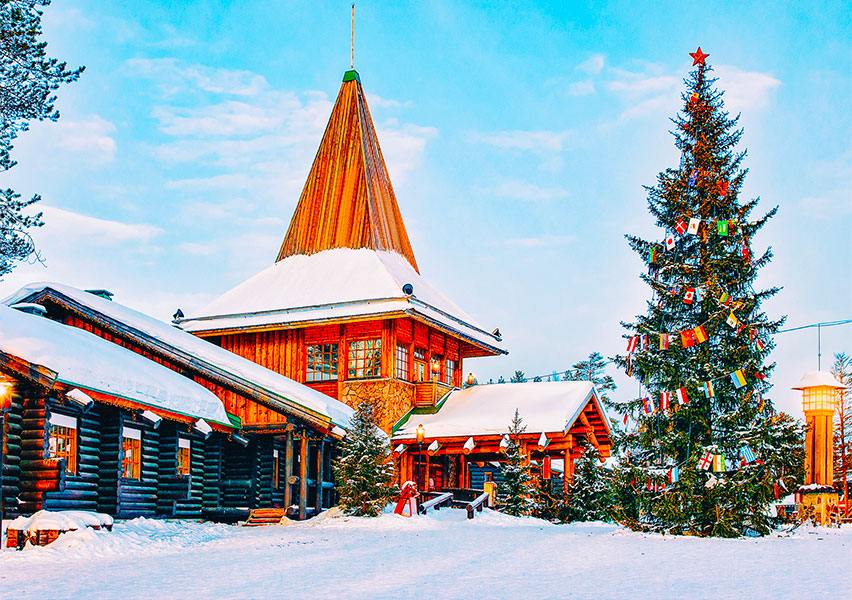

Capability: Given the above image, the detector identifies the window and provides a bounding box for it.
[445,359,456,386]
[273,449,280,488]
[413,347,427,382]
[395,344,410,380]
[306,343,338,382]
[348,339,382,379]
[177,438,191,475]
[122,427,142,480]
[48,413,77,475]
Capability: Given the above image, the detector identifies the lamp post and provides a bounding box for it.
[466,373,475,388]
[0,379,13,529]
[793,371,844,524]
[415,424,424,491]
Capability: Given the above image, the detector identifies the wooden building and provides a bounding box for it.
[391,381,613,493]
[177,69,506,434]
[1,285,354,521]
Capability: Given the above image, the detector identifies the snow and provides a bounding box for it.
[7,510,113,533]
[792,371,845,389]
[177,248,505,354]
[394,381,610,440]
[4,282,353,430]
[1,511,849,599]
[0,304,230,425]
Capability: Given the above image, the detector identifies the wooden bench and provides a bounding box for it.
[243,508,287,526]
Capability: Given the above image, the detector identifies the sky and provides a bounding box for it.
[2,1,850,419]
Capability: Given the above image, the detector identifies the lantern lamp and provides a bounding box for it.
[466,373,475,387]
[431,361,441,375]
[415,423,425,443]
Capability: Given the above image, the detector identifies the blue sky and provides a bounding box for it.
[2,1,850,418]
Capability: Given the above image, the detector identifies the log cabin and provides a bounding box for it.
[391,381,613,494]
[1,286,354,521]
[175,69,507,435]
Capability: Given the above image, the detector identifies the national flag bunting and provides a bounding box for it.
[660,391,670,412]
[718,292,732,306]
[675,219,688,235]
[693,325,708,344]
[623,413,630,427]
[639,334,648,352]
[728,220,737,235]
[675,387,688,405]
[713,454,726,472]
[643,396,655,415]
[659,333,670,350]
[680,329,696,348]
[757,396,766,413]
[649,248,657,264]
[683,287,695,304]
[626,336,638,353]
[742,240,750,261]
[687,217,700,235]
[717,220,729,236]
[730,369,747,389]
[668,467,679,483]
[688,169,698,186]
[703,380,714,399]
[698,451,713,471]
[669,284,681,295]
[665,234,676,250]
[726,312,739,329]
[740,446,757,464]
[753,338,765,351]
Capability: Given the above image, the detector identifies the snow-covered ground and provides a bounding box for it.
[1,510,849,599]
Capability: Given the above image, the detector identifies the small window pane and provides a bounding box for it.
[122,435,142,480]
[48,423,77,475]
[395,344,410,380]
[348,339,382,379]
[307,343,339,382]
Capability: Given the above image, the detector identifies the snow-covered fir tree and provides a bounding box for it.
[333,402,397,516]
[499,409,535,516]
[613,49,804,537]
[564,446,615,522]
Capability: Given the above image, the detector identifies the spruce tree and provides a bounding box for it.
[565,352,617,404]
[831,353,852,496]
[564,446,615,522]
[613,48,804,537]
[333,402,397,516]
[498,409,535,516]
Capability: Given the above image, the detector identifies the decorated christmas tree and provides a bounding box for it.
[614,48,804,537]
[333,402,398,516]
[499,409,536,516]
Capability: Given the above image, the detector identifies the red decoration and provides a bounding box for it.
[393,480,419,517]
[718,181,729,197]
[690,46,709,66]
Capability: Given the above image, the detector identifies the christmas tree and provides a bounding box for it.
[614,47,805,537]
[564,446,615,522]
[333,402,398,516]
[498,409,536,516]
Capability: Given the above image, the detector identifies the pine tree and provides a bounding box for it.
[831,353,852,501]
[333,402,398,516]
[0,1,84,274]
[510,370,526,383]
[613,49,805,537]
[498,409,535,516]
[566,352,617,404]
[564,446,615,522]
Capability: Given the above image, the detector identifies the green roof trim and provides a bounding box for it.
[390,388,454,435]
[342,70,360,82]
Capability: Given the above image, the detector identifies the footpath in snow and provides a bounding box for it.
[1,509,849,599]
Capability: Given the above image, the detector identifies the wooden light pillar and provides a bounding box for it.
[283,429,293,509]
[315,439,325,513]
[299,432,308,520]
[794,371,844,524]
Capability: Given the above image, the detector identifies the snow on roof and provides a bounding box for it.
[792,371,846,390]
[4,283,354,430]
[0,304,230,425]
[177,248,506,354]
[393,381,608,440]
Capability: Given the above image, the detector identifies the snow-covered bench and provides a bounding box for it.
[5,510,113,549]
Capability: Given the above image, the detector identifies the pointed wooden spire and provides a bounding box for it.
[276,70,419,272]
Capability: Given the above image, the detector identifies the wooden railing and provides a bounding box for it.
[418,492,453,514]
[413,380,455,407]
[466,492,490,519]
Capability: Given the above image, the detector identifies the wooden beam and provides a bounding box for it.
[284,429,293,508]
[299,434,308,520]
[315,440,325,513]
[0,350,58,389]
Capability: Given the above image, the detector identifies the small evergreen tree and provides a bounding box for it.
[565,352,617,405]
[510,370,525,383]
[333,402,397,516]
[498,409,535,516]
[832,353,852,497]
[564,446,615,522]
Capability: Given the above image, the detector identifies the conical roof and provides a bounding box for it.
[276,70,418,272]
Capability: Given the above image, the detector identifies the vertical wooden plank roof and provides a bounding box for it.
[276,70,419,272]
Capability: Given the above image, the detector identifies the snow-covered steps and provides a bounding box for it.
[243,508,287,527]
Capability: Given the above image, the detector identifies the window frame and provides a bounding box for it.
[47,412,78,475]
[306,343,339,382]
[177,437,191,475]
[395,343,410,381]
[347,338,382,379]
[273,449,280,488]
[445,358,456,386]
[121,426,142,480]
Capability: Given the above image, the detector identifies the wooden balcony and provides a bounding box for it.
[413,379,455,407]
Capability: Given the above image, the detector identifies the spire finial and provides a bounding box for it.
[351,3,355,69]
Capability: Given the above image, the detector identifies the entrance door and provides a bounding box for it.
[413,347,427,382]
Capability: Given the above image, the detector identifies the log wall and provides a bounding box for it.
[43,401,100,512]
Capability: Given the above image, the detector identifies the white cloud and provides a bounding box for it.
[45,116,117,164]
[40,206,161,243]
[366,93,412,109]
[376,122,439,184]
[489,180,570,201]
[127,58,269,96]
[714,65,781,112]
[606,74,678,96]
[575,54,605,75]
[152,101,287,137]
[567,81,595,97]
[178,241,218,256]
